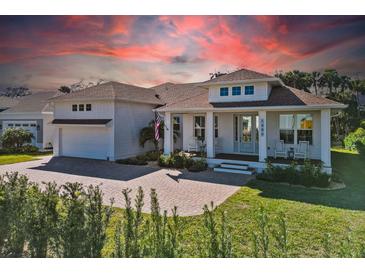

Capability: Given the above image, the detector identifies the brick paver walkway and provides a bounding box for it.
[0,156,252,216]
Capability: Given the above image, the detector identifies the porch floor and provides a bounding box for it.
[215,153,322,165]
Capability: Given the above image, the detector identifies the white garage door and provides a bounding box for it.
[3,121,37,146]
[61,127,110,160]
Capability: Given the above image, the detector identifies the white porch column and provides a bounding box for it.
[53,127,60,156]
[258,111,267,162]
[163,112,173,155]
[206,111,214,158]
[320,109,331,169]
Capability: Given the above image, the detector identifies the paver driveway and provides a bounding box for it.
[0,156,252,216]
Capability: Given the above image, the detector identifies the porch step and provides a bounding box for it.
[214,164,256,175]
[220,162,249,170]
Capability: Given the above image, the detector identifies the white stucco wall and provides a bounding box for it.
[42,112,56,149]
[114,101,156,159]
[208,82,270,103]
[54,100,114,119]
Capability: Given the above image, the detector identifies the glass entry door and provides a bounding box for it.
[234,114,258,154]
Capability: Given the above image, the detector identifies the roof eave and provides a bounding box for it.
[155,103,347,113]
[198,77,281,87]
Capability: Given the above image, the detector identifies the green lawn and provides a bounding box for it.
[0,153,51,165]
[103,149,365,257]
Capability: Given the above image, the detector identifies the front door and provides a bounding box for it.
[234,114,258,154]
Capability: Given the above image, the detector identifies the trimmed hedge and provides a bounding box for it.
[257,160,331,188]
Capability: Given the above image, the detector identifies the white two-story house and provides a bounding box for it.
[156,69,346,173]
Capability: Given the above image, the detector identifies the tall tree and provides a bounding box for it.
[0,86,31,97]
[310,71,321,95]
[58,86,71,94]
[319,69,340,96]
[275,70,312,92]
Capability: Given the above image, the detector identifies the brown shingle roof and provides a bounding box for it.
[201,68,274,85]
[51,81,162,105]
[1,91,56,113]
[152,82,207,105]
[156,85,344,111]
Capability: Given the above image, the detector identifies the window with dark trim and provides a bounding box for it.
[214,116,218,138]
[232,86,241,96]
[173,116,180,131]
[220,87,229,96]
[72,104,77,111]
[297,114,313,145]
[244,85,254,95]
[86,104,92,111]
[79,104,84,111]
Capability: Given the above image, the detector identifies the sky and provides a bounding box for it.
[0,15,364,91]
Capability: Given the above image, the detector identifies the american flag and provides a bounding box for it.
[154,112,162,141]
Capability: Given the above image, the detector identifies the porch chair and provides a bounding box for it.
[294,141,309,159]
[214,137,222,153]
[274,140,287,159]
[187,137,199,152]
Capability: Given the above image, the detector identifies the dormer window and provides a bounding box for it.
[232,86,241,96]
[220,87,229,96]
[245,85,254,95]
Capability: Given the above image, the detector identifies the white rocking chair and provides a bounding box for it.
[187,137,199,152]
[274,140,287,159]
[294,141,309,159]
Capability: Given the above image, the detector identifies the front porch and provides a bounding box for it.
[162,108,332,173]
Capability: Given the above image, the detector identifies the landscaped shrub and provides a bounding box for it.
[0,128,34,151]
[344,127,365,151]
[187,158,208,172]
[257,160,331,188]
[144,150,160,161]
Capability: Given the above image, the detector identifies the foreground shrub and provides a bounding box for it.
[257,160,331,188]
[187,158,207,172]
[144,150,160,161]
[157,152,199,170]
[113,187,183,257]
[0,173,113,258]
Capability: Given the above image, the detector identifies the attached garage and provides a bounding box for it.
[53,119,113,160]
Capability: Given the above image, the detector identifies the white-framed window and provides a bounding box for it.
[72,104,77,111]
[214,116,218,138]
[244,85,254,95]
[232,86,241,96]
[220,87,229,96]
[279,114,313,145]
[79,104,84,111]
[86,104,92,111]
[194,115,205,139]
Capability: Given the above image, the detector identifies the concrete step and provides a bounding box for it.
[220,162,249,170]
[213,166,255,175]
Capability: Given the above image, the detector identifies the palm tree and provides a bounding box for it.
[349,79,365,118]
[139,120,179,152]
[319,69,340,96]
[310,71,321,95]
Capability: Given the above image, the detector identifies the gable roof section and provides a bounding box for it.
[200,68,275,85]
[152,82,207,105]
[1,91,56,114]
[156,85,344,111]
[50,81,162,105]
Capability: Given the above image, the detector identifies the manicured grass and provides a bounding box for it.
[103,149,365,257]
[0,152,51,165]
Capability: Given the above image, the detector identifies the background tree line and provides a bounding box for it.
[275,69,365,143]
